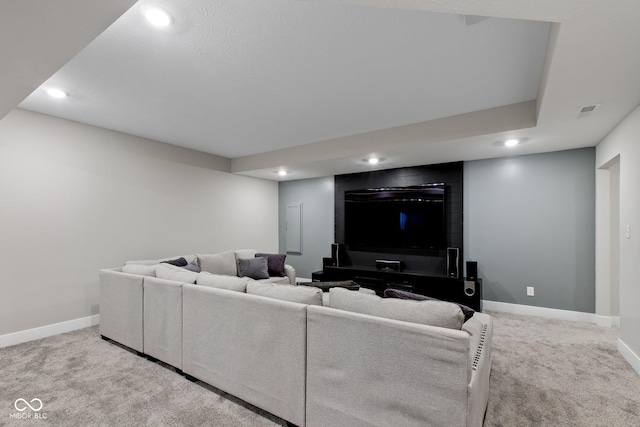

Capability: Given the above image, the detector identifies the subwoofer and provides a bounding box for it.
[464,280,476,297]
[447,247,459,278]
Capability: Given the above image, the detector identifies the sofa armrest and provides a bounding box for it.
[99,269,144,353]
[463,312,493,427]
[284,264,296,285]
[143,277,184,370]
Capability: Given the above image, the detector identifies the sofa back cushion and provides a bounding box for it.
[197,251,237,276]
[329,288,464,330]
[247,282,323,306]
[155,263,198,284]
[196,272,253,292]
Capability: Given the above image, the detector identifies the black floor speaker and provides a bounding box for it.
[466,261,478,281]
[447,247,459,278]
[331,243,348,267]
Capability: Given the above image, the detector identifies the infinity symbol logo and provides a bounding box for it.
[14,398,43,412]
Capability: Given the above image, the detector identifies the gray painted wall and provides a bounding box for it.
[278,177,334,279]
[464,148,596,312]
[278,148,596,313]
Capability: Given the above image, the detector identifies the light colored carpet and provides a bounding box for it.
[1,311,639,426]
[484,311,640,427]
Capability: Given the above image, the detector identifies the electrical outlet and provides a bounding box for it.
[527,287,535,297]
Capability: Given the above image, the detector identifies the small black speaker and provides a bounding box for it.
[331,244,339,266]
[464,280,476,297]
[331,243,348,267]
[466,261,478,281]
[447,247,459,278]
[322,257,332,267]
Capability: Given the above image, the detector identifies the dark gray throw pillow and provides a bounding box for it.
[383,288,475,321]
[255,253,286,277]
[182,260,201,273]
[161,257,188,267]
[238,257,270,280]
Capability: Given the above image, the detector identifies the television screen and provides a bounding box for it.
[344,184,446,251]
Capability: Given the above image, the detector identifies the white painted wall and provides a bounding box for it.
[0,109,278,336]
[596,104,640,362]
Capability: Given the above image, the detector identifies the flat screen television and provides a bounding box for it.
[344,183,446,252]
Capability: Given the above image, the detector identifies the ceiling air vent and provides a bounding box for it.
[576,103,602,119]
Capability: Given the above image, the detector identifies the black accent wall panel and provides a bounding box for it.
[335,162,463,276]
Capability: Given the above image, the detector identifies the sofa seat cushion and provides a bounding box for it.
[155,263,198,284]
[329,287,464,330]
[247,282,323,306]
[197,251,237,276]
[197,272,253,292]
[256,276,290,285]
[122,263,157,277]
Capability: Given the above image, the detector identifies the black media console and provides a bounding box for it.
[320,265,482,311]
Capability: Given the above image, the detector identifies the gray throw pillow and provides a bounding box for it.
[238,257,269,280]
[182,260,201,273]
[161,257,188,267]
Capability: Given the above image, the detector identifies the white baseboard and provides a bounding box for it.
[0,314,100,349]
[595,315,620,328]
[483,300,623,328]
[482,300,596,323]
[618,339,640,376]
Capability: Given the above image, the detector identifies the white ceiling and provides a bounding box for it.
[8,0,640,181]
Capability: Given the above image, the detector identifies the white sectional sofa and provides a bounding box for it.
[99,251,493,427]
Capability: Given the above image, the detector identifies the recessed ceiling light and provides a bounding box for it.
[46,88,68,99]
[141,5,172,27]
[278,170,288,177]
[505,139,519,147]
[366,157,383,165]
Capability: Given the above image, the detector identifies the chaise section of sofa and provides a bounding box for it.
[182,284,308,427]
[305,303,493,427]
